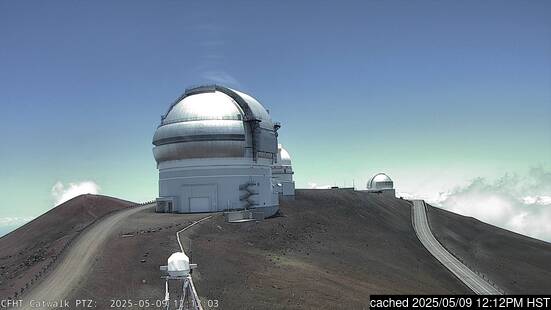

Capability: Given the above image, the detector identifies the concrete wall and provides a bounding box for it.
[157,158,279,217]
[272,165,295,196]
[365,188,396,197]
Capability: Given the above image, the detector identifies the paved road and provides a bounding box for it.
[412,200,501,295]
[21,204,155,309]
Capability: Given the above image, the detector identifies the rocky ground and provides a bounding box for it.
[64,208,209,309]
[5,190,551,309]
[427,205,551,294]
[190,190,469,309]
[63,189,471,309]
[0,194,133,300]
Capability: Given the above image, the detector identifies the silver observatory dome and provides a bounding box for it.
[277,144,292,166]
[153,85,281,216]
[367,173,394,190]
[153,85,278,163]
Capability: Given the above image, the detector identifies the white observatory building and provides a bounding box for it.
[152,85,280,217]
[366,173,395,196]
[272,144,295,197]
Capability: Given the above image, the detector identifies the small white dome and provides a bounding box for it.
[367,173,394,190]
[277,144,292,166]
[167,252,190,277]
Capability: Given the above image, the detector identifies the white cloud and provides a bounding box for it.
[521,195,551,205]
[0,217,34,237]
[396,190,451,204]
[0,217,34,226]
[308,182,332,189]
[408,167,551,242]
[51,181,101,206]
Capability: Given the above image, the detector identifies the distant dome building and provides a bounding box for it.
[367,173,395,196]
[272,144,295,197]
[152,85,280,217]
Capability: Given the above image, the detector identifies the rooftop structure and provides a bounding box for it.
[153,85,280,217]
[272,144,295,197]
[366,173,395,196]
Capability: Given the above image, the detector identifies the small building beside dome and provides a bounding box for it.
[272,144,295,197]
[366,173,395,196]
[152,85,280,218]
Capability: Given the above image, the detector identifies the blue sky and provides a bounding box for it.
[1,0,550,238]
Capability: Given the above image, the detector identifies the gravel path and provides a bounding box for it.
[20,204,155,309]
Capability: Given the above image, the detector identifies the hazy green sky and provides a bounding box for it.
[1,0,550,221]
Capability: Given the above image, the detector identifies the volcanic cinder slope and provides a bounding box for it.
[4,190,551,310]
[0,194,133,300]
[189,189,470,309]
[62,189,470,310]
[426,205,551,294]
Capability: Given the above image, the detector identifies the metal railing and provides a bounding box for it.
[129,200,156,208]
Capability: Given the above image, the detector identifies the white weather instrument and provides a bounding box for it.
[160,252,201,310]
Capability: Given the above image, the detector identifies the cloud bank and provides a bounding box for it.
[308,182,332,189]
[51,181,101,206]
[1,181,101,237]
[0,217,34,237]
[402,167,551,242]
[0,217,34,226]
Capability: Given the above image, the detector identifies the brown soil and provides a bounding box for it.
[11,189,551,309]
[190,190,470,309]
[63,189,470,310]
[64,208,210,309]
[0,194,133,300]
[426,204,551,294]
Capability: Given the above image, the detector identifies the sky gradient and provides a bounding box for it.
[1,1,550,237]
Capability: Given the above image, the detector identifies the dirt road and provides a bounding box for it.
[412,200,501,294]
[20,204,154,309]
